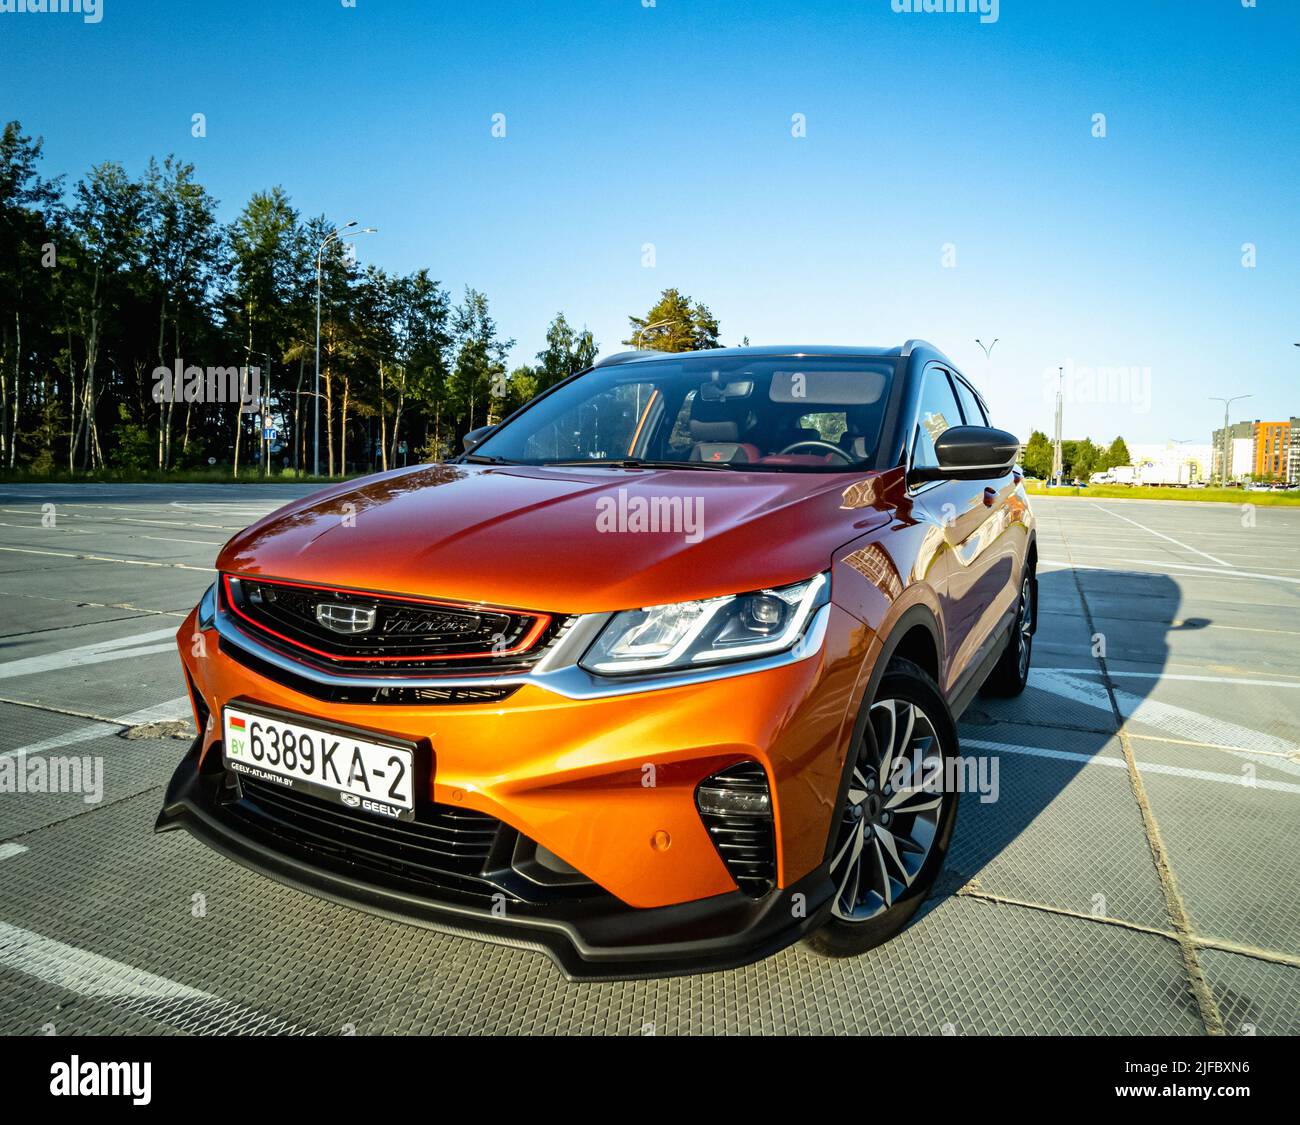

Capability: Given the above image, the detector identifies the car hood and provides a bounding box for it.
[217,463,891,614]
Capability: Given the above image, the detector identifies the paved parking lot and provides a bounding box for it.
[0,484,1296,1034]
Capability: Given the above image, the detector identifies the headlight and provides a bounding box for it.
[579,573,829,675]
[197,582,217,629]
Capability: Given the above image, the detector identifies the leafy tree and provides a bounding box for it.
[391,269,453,464]
[624,288,721,352]
[1022,430,1052,478]
[67,160,147,470]
[1070,437,1100,481]
[535,311,597,392]
[0,120,623,479]
[0,121,64,470]
[446,288,513,439]
[142,155,221,468]
[1103,435,1131,471]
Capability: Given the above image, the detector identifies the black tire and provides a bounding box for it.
[980,563,1035,698]
[805,658,960,958]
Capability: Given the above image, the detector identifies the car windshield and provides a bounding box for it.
[470,355,897,472]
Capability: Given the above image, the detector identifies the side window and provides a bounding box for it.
[953,379,988,427]
[911,370,963,474]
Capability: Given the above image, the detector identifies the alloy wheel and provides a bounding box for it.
[1016,574,1033,680]
[829,698,946,922]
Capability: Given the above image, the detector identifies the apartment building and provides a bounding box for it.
[1211,421,1257,481]
[1253,420,1291,481]
[1212,419,1299,483]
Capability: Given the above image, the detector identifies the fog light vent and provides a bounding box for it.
[695,762,776,898]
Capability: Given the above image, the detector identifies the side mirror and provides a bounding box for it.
[911,426,1020,483]
[462,425,496,452]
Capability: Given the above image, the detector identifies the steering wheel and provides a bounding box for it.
[778,440,854,464]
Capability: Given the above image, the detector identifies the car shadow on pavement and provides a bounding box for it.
[920,567,1183,926]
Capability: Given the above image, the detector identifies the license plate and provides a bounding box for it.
[222,706,415,821]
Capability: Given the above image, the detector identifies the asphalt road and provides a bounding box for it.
[0,484,1296,1034]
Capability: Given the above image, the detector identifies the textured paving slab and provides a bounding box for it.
[0,791,1204,1036]
[1133,741,1300,958]
[0,719,189,839]
[0,489,1295,1034]
[1198,949,1300,1037]
[947,734,1169,929]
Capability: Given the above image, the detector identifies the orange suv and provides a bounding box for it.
[157,342,1036,978]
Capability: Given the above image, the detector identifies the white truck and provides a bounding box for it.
[1137,461,1193,487]
[1090,466,1137,486]
[1091,462,1192,487]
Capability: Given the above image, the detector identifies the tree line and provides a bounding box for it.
[1021,431,1131,481]
[22,116,1135,483]
[0,120,728,479]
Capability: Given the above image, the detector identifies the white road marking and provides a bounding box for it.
[961,738,1300,795]
[1040,556,1300,586]
[0,920,307,1034]
[0,545,215,572]
[0,918,209,1002]
[1045,668,1300,689]
[0,843,29,861]
[0,696,191,760]
[1117,559,1300,586]
[1027,668,1300,777]
[0,627,178,681]
[1089,504,1231,566]
[141,536,222,546]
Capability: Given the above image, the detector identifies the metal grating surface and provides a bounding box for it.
[1197,949,1300,1037]
[0,790,1205,1035]
[1134,745,1300,957]
[947,732,1171,929]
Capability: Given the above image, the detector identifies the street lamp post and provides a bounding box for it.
[1053,366,1064,487]
[1210,394,1252,487]
[975,337,999,413]
[314,221,377,477]
[634,318,677,350]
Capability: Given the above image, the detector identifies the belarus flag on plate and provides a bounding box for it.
[230,716,247,731]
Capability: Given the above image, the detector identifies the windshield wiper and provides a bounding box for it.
[462,453,518,465]
[542,458,737,471]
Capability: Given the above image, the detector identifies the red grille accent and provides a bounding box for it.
[221,575,558,673]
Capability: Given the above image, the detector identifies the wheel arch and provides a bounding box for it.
[822,602,945,863]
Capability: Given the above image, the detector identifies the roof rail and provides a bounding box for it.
[592,349,662,367]
[900,339,937,357]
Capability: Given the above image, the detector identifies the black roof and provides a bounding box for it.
[594,340,956,369]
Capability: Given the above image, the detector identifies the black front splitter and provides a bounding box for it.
[155,737,836,981]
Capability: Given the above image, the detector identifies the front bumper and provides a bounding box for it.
[156,735,837,980]
[161,591,872,978]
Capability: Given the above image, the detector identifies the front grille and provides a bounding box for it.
[696,762,777,897]
[218,637,522,706]
[223,575,562,674]
[227,774,512,901]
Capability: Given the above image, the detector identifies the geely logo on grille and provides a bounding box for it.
[315,602,377,634]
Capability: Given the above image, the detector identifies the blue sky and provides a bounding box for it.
[2,0,1298,444]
